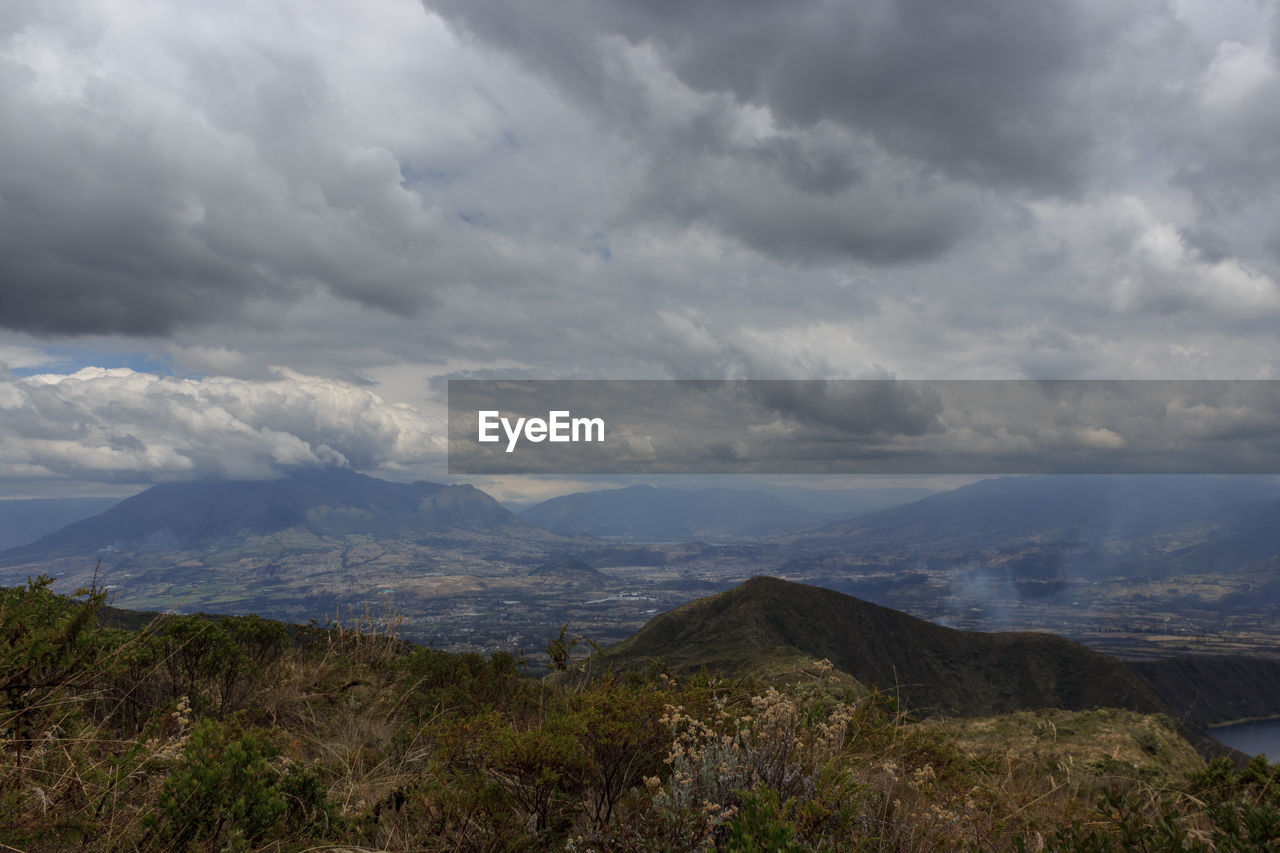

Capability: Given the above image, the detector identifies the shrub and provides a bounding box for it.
[144,718,335,851]
[0,575,108,789]
[723,785,804,851]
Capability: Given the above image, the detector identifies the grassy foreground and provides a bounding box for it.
[2,578,1278,851]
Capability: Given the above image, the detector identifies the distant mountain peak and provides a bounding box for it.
[0,470,533,561]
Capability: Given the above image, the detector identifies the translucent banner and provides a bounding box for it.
[447,380,1280,474]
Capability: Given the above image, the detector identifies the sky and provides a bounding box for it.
[1,0,1279,500]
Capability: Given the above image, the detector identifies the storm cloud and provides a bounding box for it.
[429,0,1170,193]
[0,1,468,335]
[1,0,1280,489]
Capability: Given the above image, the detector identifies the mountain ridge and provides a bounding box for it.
[789,475,1280,553]
[599,575,1173,719]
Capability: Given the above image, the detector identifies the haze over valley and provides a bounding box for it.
[5,472,1278,666]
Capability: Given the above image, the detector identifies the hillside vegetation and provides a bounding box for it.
[1133,656,1280,728]
[3,578,1280,851]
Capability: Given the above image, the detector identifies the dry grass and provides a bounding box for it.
[4,583,1271,852]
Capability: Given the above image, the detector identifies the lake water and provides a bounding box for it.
[1208,719,1280,762]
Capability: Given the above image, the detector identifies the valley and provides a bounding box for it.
[3,472,1279,663]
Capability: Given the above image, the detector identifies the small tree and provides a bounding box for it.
[0,575,107,765]
[546,624,599,673]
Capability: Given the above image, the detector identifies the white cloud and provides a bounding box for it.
[0,344,59,371]
[1200,40,1274,113]
[0,367,442,481]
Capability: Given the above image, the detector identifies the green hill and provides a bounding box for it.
[598,576,1171,718]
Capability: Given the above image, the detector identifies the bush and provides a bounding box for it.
[145,718,335,851]
[0,576,106,762]
[724,785,804,852]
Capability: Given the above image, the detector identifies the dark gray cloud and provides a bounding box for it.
[427,0,1186,195]
[1179,227,1233,264]
[750,380,945,437]
[429,0,1033,264]
[0,6,454,336]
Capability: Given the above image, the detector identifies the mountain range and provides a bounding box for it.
[784,476,1280,616]
[14,473,1278,562]
[5,470,1280,663]
[0,469,562,625]
[791,475,1280,554]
